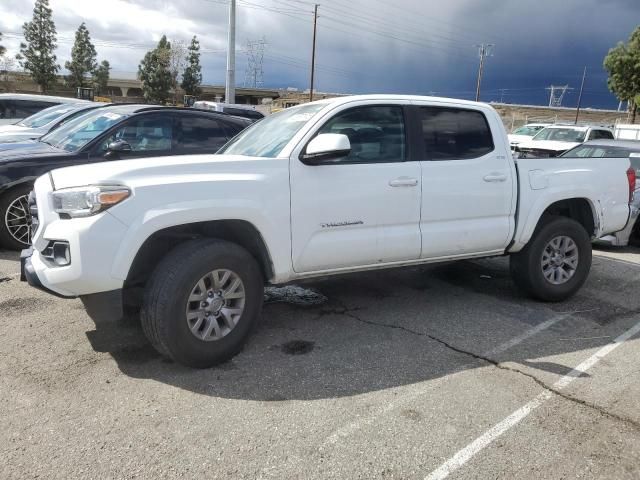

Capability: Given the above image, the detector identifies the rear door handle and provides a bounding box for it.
[389,177,418,187]
[483,173,508,183]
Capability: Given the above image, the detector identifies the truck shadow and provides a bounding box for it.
[84,254,640,401]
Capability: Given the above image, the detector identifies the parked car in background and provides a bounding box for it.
[0,104,251,249]
[0,102,107,145]
[516,124,614,158]
[507,123,550,150]
[615,123,640,141]
[192,101,265,121]
[20,95,633,368]
[560,139,640,247]
[0,93,90,126]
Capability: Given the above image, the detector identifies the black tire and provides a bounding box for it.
[510,216,592,302]
[0,184,33,250]
[140,238,264,368]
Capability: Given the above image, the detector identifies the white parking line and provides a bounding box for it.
[323,312,569,446]
[425,318,640,480]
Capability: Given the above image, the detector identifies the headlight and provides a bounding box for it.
[52,185,131,218]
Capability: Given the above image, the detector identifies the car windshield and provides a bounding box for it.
[219,103,327,158]
[512,125,545,136]
[532,127,586,142]
[40,109,129,152]
[18,104,79,128]
[561,144,640,159]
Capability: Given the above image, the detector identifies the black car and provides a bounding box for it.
[0,104,251,249]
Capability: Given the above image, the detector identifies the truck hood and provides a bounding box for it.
[49,154,274,190]
[507,134,533,145]
[517,140,580,152]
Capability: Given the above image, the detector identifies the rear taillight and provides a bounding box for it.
[627,167,636,203]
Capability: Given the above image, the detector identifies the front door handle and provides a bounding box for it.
[483,173,508,183]
[389,177,418,187]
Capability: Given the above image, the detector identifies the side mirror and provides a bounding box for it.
[104,140,132,158]
[301,133,351,165]
[107,140,132,153]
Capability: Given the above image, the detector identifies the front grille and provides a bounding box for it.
[28,191,39,240]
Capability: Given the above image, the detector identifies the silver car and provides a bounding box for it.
[0,102,105,145]
[561,140,640,246]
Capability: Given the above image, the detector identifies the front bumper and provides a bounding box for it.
[21,246,125,321]
[20,247,75,298]
[23,174,129,297]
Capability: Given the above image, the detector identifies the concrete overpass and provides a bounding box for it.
[105,78,280,105]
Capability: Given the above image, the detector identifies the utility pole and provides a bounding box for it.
[475,44,493,102]
[225,0,236,104]
[574,67,587,125]
[309,4,319,102]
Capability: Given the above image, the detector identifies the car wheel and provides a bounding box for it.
[510,216,591,302]
[140,238,264,368]
[0,185,34,250]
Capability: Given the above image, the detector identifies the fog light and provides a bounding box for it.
[42,241,71,266]
[52,242,71,266]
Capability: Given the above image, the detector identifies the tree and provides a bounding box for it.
[138,35,172,104]
[168,39,187,104]
[17,0,59,93]
[181,36,202,97]
[0,32,6,57]
[64,23,97,89]
[92,60,110,95]
[604,26,640,124]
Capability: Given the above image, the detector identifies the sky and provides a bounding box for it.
[0,0,638,109]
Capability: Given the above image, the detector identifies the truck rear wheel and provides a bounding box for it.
[510,216,591,302]
[140,238,264,368]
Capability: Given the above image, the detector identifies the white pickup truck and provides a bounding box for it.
[21,95,634,368]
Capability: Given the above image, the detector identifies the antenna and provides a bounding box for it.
[546,85,573,107]
[244,37,266,88]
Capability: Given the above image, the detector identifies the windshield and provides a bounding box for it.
[561,144,640,158]
[532,127,586,143]
[512,125,545,136]
[219,103,327,158]
[40,109,129,152]
[18,104,79,128]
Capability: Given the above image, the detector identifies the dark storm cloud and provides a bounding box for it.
[0,0,637,107]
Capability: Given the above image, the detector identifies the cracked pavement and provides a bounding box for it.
[2,247,640,479]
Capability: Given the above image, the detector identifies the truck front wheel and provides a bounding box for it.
[140,238,264,368]
[510,216,592,302]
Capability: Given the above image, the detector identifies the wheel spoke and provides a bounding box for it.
[220,307,242,329]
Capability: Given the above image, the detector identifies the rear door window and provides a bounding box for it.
[177,115,231,152]
[418,107,494,160]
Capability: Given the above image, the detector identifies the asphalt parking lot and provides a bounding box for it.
[2,247,640,479]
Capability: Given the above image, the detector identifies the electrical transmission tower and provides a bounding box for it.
[244,37,266,88]
[546,85,572,107]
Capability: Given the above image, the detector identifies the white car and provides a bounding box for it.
[192,101,265,121]
[0,93,91,126]
[507,123,550,150]
[22,95,634,368]
[0,102,104,144]
[516,125,614,157]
